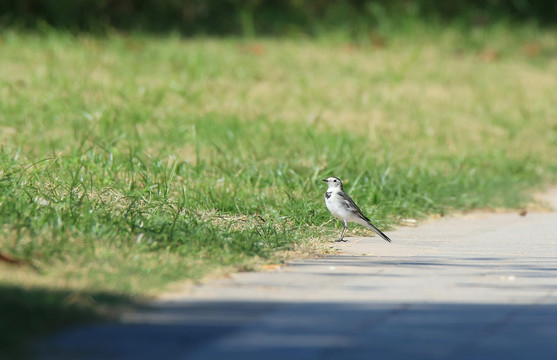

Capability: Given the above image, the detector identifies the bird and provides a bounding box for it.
[322,177,391,243]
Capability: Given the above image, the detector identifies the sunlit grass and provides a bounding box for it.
[2,25,557,288]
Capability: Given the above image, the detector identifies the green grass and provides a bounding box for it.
[1,23,557,356]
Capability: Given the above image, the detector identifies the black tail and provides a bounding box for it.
[366,221,392,243]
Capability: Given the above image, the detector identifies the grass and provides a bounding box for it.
[1,23,557,357]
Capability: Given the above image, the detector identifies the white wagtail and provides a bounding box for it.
[322,177,391,243]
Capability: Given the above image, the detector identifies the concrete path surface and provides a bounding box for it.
[36,189,557,360]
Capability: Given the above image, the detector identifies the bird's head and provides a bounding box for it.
[322,177,343,189]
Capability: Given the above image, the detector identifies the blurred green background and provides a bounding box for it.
[2,0,557,35]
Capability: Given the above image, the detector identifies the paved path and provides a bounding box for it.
[36,190,557,359]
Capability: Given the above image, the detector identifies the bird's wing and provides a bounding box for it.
[340,191,392,243]
[339,191,370,222]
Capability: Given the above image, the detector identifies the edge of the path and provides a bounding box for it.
[157,185,557,301]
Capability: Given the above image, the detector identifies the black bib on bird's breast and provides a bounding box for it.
[325,191,332,199]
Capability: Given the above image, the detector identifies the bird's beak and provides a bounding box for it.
[322,179,328,182]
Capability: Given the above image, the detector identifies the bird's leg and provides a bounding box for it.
[335,222,348,242]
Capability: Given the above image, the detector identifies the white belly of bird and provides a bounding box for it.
[325,194,368,227]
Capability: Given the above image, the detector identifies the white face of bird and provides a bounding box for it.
[322,177,343,189]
